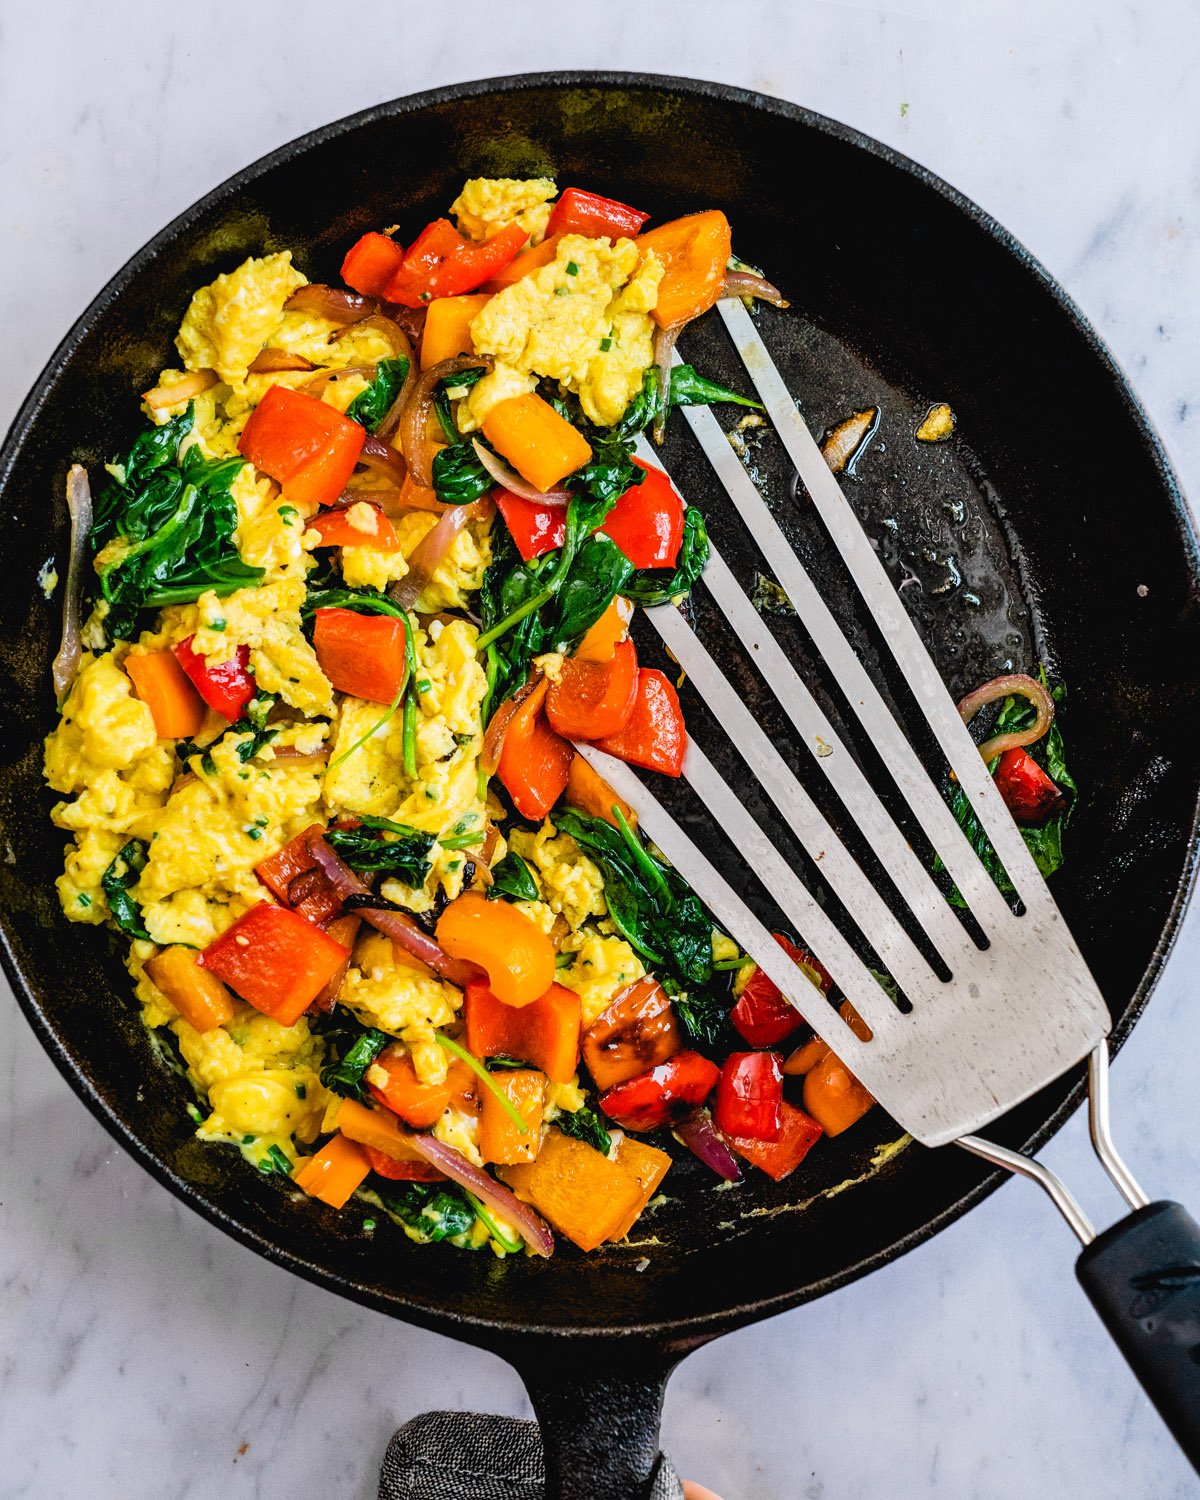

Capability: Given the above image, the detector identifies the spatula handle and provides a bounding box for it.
[1076,1200,1200,1468]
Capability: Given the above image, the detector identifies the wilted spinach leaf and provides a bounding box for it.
[487,851,539,902]
[346,356,410,432]
[623,507,710,606]
[319,1026,389,1102]
[326,815,435,887]
[555,1103,613,1156]
[376,1182,479,1245]
[102,839,150,939]
[432,439,494,505]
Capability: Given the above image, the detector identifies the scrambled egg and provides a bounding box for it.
[176,251,306,388]
[451,177,557,243]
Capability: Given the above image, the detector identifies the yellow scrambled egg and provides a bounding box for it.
[451,177,557,243]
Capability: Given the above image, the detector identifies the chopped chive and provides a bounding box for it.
[434,1033,529,1133]
[186,1103,204,1125]
[554,286,569,297]
[712,956,747,971]
[294,1082,307,1099]
[565,261,579,276]
[440,832,482,850]
[599,336,613,352]
[363,1217,377,1232]
[416,677,431,693]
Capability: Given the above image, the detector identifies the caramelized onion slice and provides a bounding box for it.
[674,1111,742,1183]
[301,362,379,398]
[332,313,414,362]
[285,284,376,324]
[358,434,407,488]
[957,672,1055,763]
[471,439,570,505]
[396,1132,555,1256]
[400,355,493,490]
[721,268,789,307]
[52,465,92,701]
[387,505,471,613]
[480,669,545,776]
[142,369,218,408]
[651,322,684,444]
[247,349,316,374]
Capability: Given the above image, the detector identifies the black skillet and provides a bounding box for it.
[2,74,1199,1499]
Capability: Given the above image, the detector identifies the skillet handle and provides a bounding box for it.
[1076,1200,1200,1469]
[517,1354,680,1500]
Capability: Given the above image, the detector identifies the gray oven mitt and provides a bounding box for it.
[379,1411,685,1499]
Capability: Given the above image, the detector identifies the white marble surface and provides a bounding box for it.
[3,3,1200,1496]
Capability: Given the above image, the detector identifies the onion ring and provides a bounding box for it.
[957,672,1055,763]
[721,268,789,307]
[357,434,407,489]
[399,355,494,490]
[300,362,379,399]
[480,670,545,776]
[331,313,414,362]
[247,349,316,375]
[52,465,92,701]
[284,284,376,324]
[387,505,472,613]
[471,439,571,505]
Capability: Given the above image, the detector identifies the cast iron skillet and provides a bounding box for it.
[2,74,1199,1499]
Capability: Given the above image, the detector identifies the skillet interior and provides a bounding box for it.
[1,76,1198,1371]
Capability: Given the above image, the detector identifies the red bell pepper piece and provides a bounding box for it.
[494,490,568,561]
[600,459,685,569]
[238,385,366,507]
[306,504,400,553]
[341,231,405,298]
[312,607,409,705]
[724,1100,824,1180]
[497,678,574,820]
[172,636,256,721]
[464,979,581,1084]
[993,747,1065,825]
[731,934,832,1048]
[545,638,639,740]
[200,904,351,1026]
[546,187,650,241]
[714,1051,784,1141]
[592,668,687,777]
[385,220,527,307]
[599,1049,720,1132]
[362,1143,446,1183]
[254,825,342,926]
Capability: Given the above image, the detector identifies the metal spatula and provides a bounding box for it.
[581,294,1200,1466]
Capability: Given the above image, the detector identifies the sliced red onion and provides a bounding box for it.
[332,313,414,362]
[358,433,407,488]
[957,672,1054,763]
[651,322,684,444]
[471,439,571,505]
[301,362,380,399]
[377,354,419,443]
[247,349,316,374]
[141,369,219,408]
[400,355,494,489]
[398,1131,555,1256]
[285,284,376,324]
[267,746,331,765]
[305,833,481,987]
[721,269,789,308]
[52,465,91,701]
[673,1111,742,1183]
[387,505,472,612]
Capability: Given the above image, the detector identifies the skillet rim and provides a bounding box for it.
[2,69,1198,1347]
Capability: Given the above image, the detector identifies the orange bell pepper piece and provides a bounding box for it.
[545,638,639,741]
[637,209,732,328]
[306,503,400,552]
[341,231,405,299]
[482,392,592,493]
[592,668,687,777]
[436,891,556,1008]
[395,471,447,513]
[563,752,637,830]
[482,234,563,291]
[314,913,360,1011]
[496,678,573,820]
[312,607,409,705]
[724,1101,824,1181]
[479,1068,546,1165]
[781,999,872,1076]
[420,293,491,368]
[199,904,351,1026]
[124,651,206,738]
[802,1051,875,1137]
[464,979,581,1083]
[292,1132,371,1208]
[604,1136,673,1241]
[144,945,235,1033]
[368,1046,459,1129]
[574,595,633,662]
[238,384,366,507]
[581,977,682,1092]
[335,1096,443,1183]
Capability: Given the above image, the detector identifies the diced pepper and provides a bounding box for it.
[482,392,592,493]
[781,999,872,1076]
[306,504,400,552]
[546,638,639,740]
[563,752,637,830]
[724,1101,824,1181]
[731,933,831,1048]
[124,651,206,738]
[482,234,563,291]
[144,945,235,1033]
[336,1096,445,1181]
[420,293,491,368]
[172,636,256,722]
[436,891,557,1008]
[254,824,341,925]
[368,1046,465,1129]
[238,384,365,507]
[546,188,650,241]
[994,747,1066,825]
[385,219,527,307]
[599,1049,720,1132]
[396,471,447,512]
[495,489,568,560]
[592,668,687,777]
[292,1132,370,1208]
[312,607,408,705]
[498,1127,670,1252]
[341,231,405,299]
[714,1051,784,1141]
[314,913,360,1010]
[636,209,732,328]
[582,977,683,1092]
[479,1068,546,1165]
[601,459,685,569]
[464,979,581,1083]
[199,903,350,1026]
[803,1051,875,1137]
[574,595,633,662]
[497,677,574,820]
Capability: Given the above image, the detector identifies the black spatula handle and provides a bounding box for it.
[1076,1200,1200,1467]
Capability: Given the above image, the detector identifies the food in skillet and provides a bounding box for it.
[43,178,1075,1257]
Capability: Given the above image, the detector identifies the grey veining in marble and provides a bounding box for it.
[3,2,1200,1496]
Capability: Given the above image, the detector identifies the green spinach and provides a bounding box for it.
[326,815,435,887]
[555,1103,613,1156]
[319,1027,390,1102]
[623,506,710,606]
[376,1182,479,1245]
[487,851,539,902]
[345,356,410,432]
[101,839,150,940]
[432,439,494,505]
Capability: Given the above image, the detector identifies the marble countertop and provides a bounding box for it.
[3,4,1200,1496]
